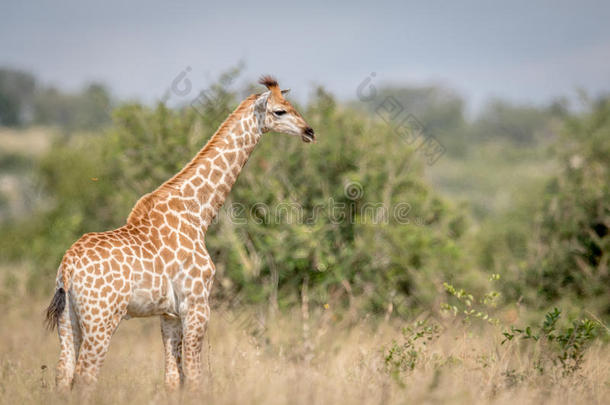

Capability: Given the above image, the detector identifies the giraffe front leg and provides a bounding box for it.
[181,299,210,392]
[161,315,184,391]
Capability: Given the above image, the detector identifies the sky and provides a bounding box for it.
[1,0,609,113]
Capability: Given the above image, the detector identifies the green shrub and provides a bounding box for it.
[0,73,467,313]
[383,319,441,384]
[441,274,501,326]
[526,100,610,315]
[502,308,604,375]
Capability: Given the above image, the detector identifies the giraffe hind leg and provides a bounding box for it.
[55,291,82,391]
[73,311,122,388]
[161,315,184,391]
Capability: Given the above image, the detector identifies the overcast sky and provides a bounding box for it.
[1,0,609,112]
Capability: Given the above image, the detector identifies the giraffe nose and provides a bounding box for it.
[303,127,315,142]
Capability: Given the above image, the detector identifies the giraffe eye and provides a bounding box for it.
[273,110,287,116]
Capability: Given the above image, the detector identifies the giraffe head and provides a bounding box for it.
[256,75,315,143]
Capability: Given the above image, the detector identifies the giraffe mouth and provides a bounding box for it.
[301,134,315,143]
[301,127,316,143]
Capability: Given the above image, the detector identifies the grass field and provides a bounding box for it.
[1,291,608,404]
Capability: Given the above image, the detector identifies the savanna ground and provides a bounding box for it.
[1,268,609,404]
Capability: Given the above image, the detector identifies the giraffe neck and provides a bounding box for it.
[127,94,266,232]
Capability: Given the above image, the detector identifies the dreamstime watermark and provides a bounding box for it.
[356,72,446,165]
[207,181,425,226]
[202,181,427,332]
[167,66,236,121]
[213,294,267,337]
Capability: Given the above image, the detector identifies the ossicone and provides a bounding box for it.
[259,75,279,89]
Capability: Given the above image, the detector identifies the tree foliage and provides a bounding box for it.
[526,99,610,315]
[0,75,465,314]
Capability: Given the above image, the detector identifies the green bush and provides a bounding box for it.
[526,100,610,315]
[383,319,441,384]
[502,308,604,375]
[0,74,467,314]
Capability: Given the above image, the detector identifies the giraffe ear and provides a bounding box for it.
[281,88,291,95]
[254,91,270,112]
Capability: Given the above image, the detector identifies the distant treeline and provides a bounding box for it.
[353,85,570,153]
[0,67,112,131]
[1,66,571,146]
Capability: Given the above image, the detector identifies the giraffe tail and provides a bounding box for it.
[45,287,66,331]
[45,256,73,331]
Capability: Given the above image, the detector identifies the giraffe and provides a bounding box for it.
[44,76,315,391]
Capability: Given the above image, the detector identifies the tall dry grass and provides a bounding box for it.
[0,290,608,405]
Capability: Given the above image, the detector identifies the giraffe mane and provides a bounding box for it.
[126,93,260,224]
